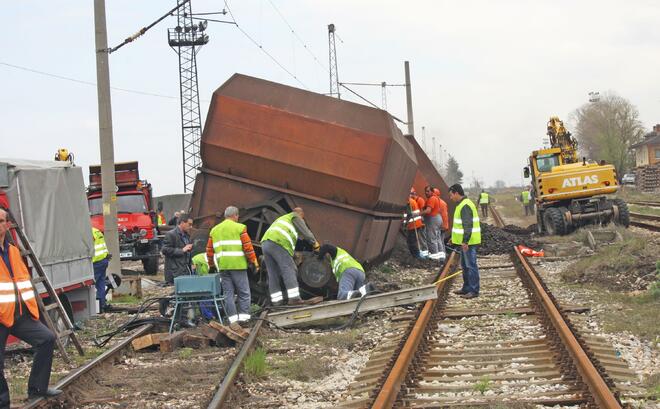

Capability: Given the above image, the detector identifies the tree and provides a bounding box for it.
[571,93,645,175]
[493,180,506,189]
[444,155,463,186]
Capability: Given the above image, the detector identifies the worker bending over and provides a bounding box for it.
[448,184,481,299]
[318,244,375,299]
[0,209,61,406]
[422,186,446,262]
[261,207,322,306]
[207,206,258,332]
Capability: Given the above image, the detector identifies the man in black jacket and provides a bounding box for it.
[162,214,193,284]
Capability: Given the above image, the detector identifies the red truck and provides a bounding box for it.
[87,162,160,274]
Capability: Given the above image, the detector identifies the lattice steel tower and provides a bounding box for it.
[328,23,340,99]
[168,0,209,192]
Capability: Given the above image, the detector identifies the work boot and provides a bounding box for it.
[453,289,467,295]
[460,292,478,299]
[28,388,63,400]
[287,296,323,306]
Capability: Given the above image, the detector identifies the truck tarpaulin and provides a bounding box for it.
[0,159,94,290]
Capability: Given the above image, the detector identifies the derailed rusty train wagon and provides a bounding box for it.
[189,74,418,299]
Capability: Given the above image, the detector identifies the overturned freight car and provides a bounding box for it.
[189,74,418,300]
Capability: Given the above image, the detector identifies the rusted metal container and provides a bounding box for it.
[191,74,417,264]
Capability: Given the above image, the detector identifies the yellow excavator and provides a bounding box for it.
[524,117,629,235]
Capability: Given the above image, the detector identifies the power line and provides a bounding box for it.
[223,0,308,89]
[266,0,328,74]
[0,61,181,100]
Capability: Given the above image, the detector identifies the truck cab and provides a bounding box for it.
[87,162,160,274]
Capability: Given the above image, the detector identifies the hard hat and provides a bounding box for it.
[433,188,440,196]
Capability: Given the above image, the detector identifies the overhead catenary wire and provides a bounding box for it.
[266,0,329,74]
[223,0,308,89]
[340,82,406,124]
[0,61,182,100]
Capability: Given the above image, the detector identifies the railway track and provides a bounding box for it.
[629,212,660,232]
[335,206,644,408]
[21,324,153,409]
[488,204,506,228]
[339,249,643,408]
[627,200,660,208]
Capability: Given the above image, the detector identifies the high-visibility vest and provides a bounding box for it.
[210,219,248,271]
[0,243,40,327]
[451,198,482,245]
[331,247,364,281]
[92,227,109,263]
[191,253,209,275]
[404,198,424,230]
[157,213,166,225]
[522,191,530,204]
[261,213,298,256]
[479,192,489,204]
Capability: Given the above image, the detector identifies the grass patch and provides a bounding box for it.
[644,372,660,399]
[473,376,491,394]
[560,230,657,291]
[9,376,27,398]
[615,187,659,203]
[244,347,268,380]
[178,347,194,359]
[628,204,660,217]
[272,356,332,382]
[379,264,395,274]
[490,190,536,224]
[112,294,142,304]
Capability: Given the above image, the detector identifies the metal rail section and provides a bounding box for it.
[268,285,438,328]
[207,310,268,409]
[628,200,660,208]
[513,246,621,408]
[630,212,660,232]
[22,324,154,409]
[371,253,458,409]
[489,203,506,228]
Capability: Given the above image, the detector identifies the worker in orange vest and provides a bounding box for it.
[404,189,427,258]
[422,186,446,262]
[0,209,61,406]
[433,188,450,233]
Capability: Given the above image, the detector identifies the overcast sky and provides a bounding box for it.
[2,1,658,195]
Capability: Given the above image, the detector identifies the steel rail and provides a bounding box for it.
[488,204,506,228]
[207,310,268,408]
[513,246,622,408]
[628,200,660,208]
[21,324,154,409]
[629,212,660,222]
[371,253,458,409]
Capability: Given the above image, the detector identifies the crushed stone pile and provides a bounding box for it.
[478,223,541,255]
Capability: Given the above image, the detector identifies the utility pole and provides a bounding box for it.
[93,0,121,289]
[404,61,414,136]
[381,82,387,110]
[328,23,340,99]
[432,136,437,167]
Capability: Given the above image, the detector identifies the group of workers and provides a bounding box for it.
[405,186,449,262]
[405,184,482,299]
[160,206,375,335]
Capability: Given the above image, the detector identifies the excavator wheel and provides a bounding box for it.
[543,207,566,236]
[558,207,574,234]
[613,198,630,228]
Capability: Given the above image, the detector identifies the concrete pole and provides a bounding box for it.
[404,61,414,137]
[94,0,121,285]
[421,126,426,152]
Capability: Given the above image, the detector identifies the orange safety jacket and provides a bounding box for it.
[0,244,39,327]
[404,198,424,230]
